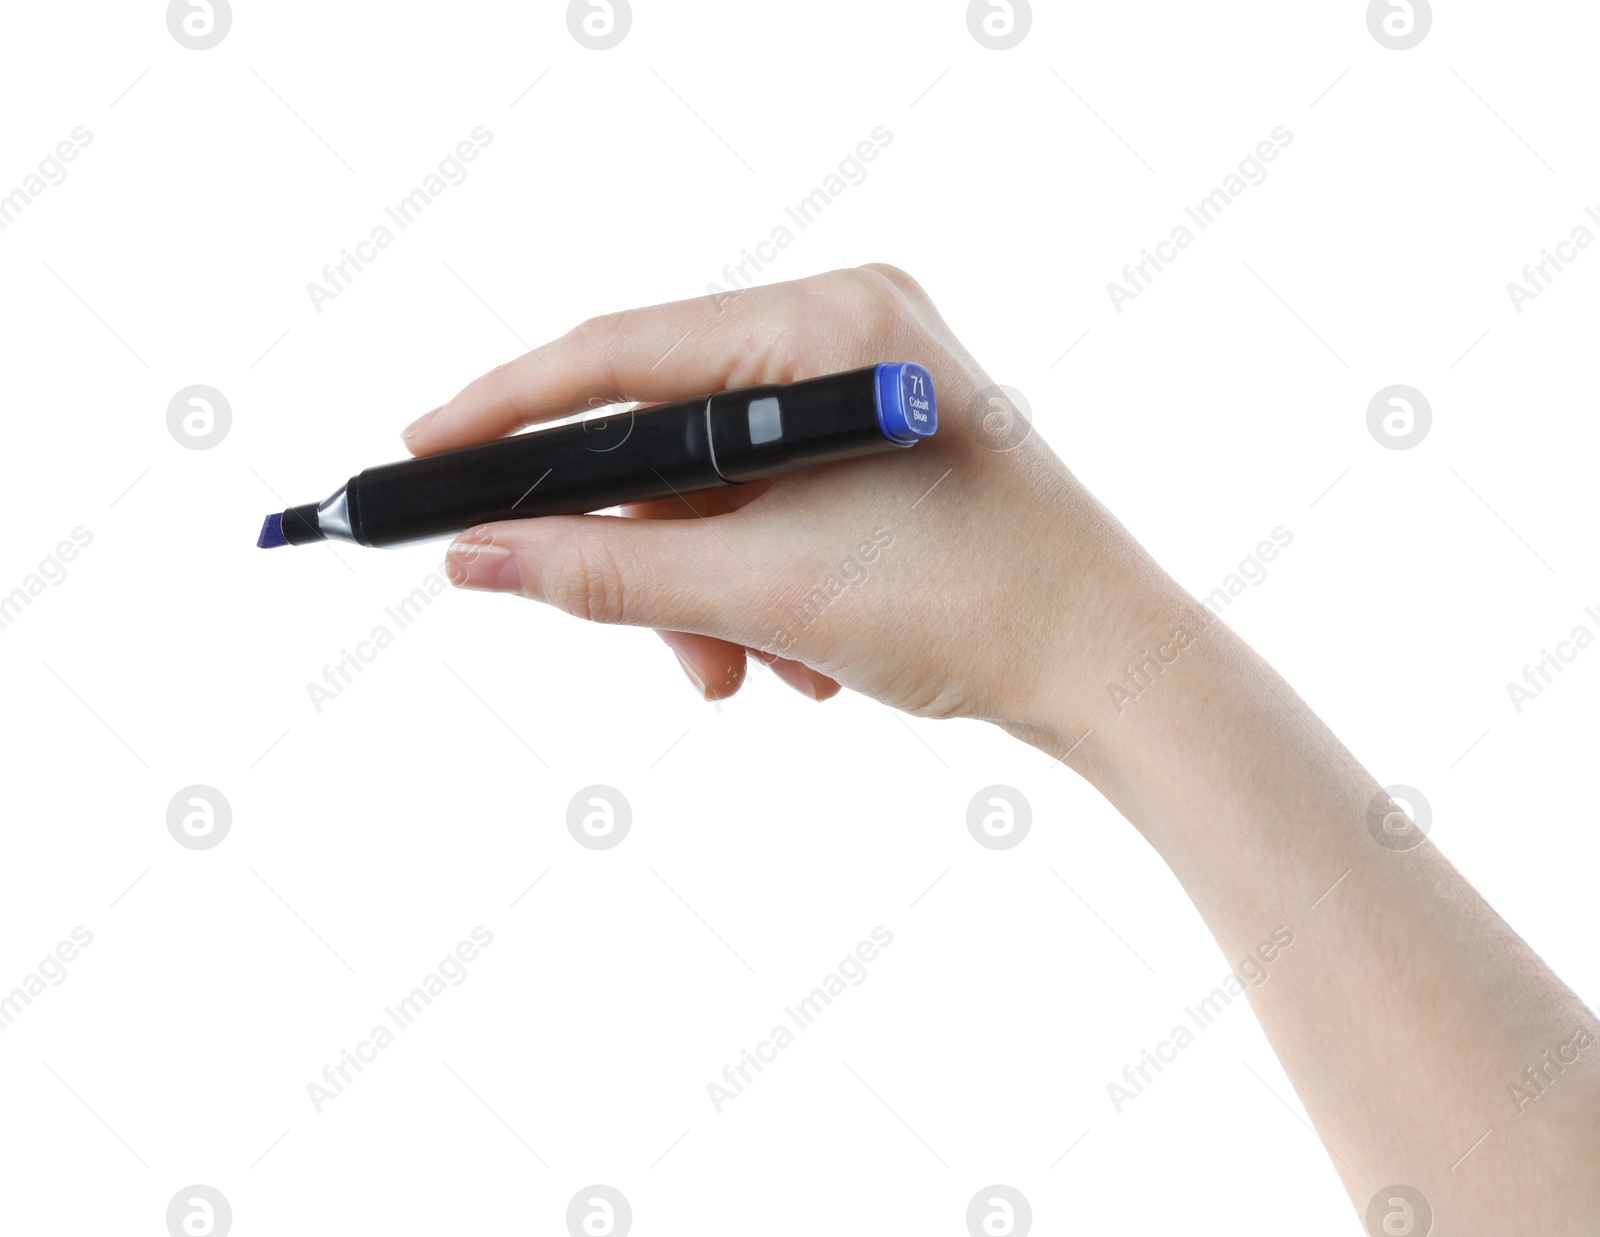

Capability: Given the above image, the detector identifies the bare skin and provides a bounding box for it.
[408,265,1600,1233]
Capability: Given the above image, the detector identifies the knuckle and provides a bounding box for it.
[563,314,626,398]
[816,266,916,345]
[568,313,611,349]
[460,361,507,403]
[570,309,633,359]
[761,329,810,384]
[456,361,530,430]
[551,534,630,625]
[480,358,518,397]
[806,275,896,340]
[861,262,925,300]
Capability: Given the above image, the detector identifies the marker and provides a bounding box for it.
[257,363,936,549]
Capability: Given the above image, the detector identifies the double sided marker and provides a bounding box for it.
[259,363,937,550]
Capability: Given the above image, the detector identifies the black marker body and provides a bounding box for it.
[276,364,934,548]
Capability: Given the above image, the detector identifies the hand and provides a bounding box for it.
[405,266,1600,1233]
[405,265,1160,740]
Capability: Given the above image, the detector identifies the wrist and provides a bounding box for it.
[1011,580,1321,851]
[1005,576,1208,773]
[1028,585,1382,881]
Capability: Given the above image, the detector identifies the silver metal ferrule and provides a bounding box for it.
[316,485,356,543]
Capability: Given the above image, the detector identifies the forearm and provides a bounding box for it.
[1028,582,1600,1230]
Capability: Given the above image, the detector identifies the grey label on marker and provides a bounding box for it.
[747,397,782,445]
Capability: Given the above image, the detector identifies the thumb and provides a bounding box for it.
[445,514,769,641]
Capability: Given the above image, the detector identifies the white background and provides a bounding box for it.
[1,1,1596,1233]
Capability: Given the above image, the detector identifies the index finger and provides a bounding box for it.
[401,266,916,456]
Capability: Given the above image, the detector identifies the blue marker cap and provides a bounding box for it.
[875,362,938,445]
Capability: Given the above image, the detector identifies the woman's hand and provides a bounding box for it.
[407,265,1600,1232]
[407,265,1160,746]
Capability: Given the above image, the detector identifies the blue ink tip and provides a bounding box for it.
[257,512,287,549]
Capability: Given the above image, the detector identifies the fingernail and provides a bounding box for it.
[402,406,443,444]
[446,542,523,593]
[774,663,819,700]
[674,650,710,700]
